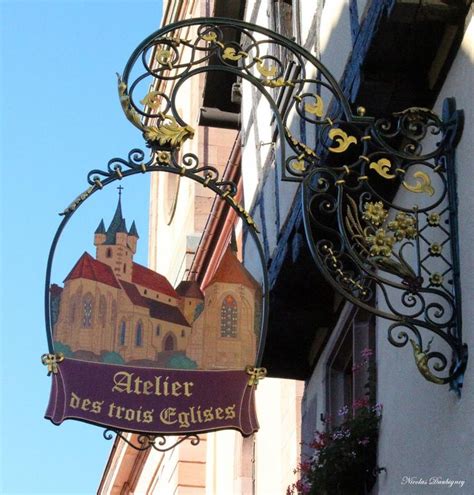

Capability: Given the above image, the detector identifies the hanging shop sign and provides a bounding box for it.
[44,16,467,450]
[43,160,268,447]
[45,358,261,436]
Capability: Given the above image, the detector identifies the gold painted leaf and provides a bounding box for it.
[222,47,246,61]
[144,115,195,147]
[155,47,173,68]
[140,91,162,110]
[256,59,277,78]
[202,31,218,42]
[304,95,324,117]
[369,158,396,179]
[403,171,434,196]
[328,128,358,153]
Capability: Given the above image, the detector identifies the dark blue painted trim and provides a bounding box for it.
[349,0,360,45]
[340,0,396,102]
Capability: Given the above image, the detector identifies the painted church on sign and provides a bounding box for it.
[51,197,259,370]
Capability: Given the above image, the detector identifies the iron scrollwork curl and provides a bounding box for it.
[112,18,466,389]
[303,99,466,389]
[103,429,200,452]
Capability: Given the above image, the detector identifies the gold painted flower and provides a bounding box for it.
[427,213,440,227]
[366,228,396,257]
[156,151,171,164]
[430,273,444,286]
[362,201,388,226]
[429,243,442,256]
[388,212,417,241]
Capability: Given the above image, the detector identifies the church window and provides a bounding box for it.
[163,333,176,351]
[181,329,185,337]
[69,297,76,325]
[156,325,161,336]
[106,248,112,258]
[111,300,117,326]
[119,321,126,345]
[135,322,143,347]
[82,293,93,328]
[99,295,107,328]
[123,263,126,274]
[221,295,238,338]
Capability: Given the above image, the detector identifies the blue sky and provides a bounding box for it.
[1,1,163,493]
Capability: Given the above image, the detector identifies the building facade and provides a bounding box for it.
[100,0,473,493]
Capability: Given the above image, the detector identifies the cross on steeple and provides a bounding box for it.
[117,185,124,199]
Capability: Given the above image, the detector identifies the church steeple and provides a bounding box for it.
[95,187,139,282]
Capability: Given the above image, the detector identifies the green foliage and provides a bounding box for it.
[102,351,125,364]
[53,341,73,357]
[167,353,198,369]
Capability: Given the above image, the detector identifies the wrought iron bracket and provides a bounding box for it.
[103,429,200,452]
[67,17,466,391]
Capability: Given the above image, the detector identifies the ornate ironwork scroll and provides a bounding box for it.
[302,99,466,388]
[113,17,466,388]
[103,429,200,452]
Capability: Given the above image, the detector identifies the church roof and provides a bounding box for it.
[129,221,139,238]
[104,197,131,245]
[132,262,178,298]
[120,280,190,327]
[64,252,121,288]
[203,246,260,290]
[94,219,106,234]
[175,280,204,299]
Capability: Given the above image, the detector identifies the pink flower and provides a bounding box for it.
[353,397,369,409]
[361,347,374,359]
[338,405,349,416]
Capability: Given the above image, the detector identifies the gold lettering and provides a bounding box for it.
[112,371,132,393]
[92,400,104,414]
[142,380,153,395]
[171,381,182,396]
[80,398,91,411]
[203,408,214,422]
[225,405,236,419]
[178,411,190,428]
[160,407,177,425]
[183,381,194,397]
[215,407,224,420]
[69,392,81,409]
[143,409,154,423]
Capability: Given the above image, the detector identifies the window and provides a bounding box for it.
[156,324,161,336]
[123,263,126,274]
[119,321,126,346]
[221,295,238,338]
[99,295,107,328]
[326,310,375,426]
[69,297,76,325]
[82,293,93,328]
[106,248,112,258]
[135,322,143,347]
[163,333,176,351]
[111,300,117,326]
[181,329,185,338]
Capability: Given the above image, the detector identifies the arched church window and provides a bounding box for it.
[135,322,143,347]
[156,324,161,336]
[163,333,176,351]
[221,295,237,338]
[111,300,117,326]
[69,296,76,325]
[119,321,126,346]
[99,295,107,328]
[106,248,112,258]
[82,293,93,328]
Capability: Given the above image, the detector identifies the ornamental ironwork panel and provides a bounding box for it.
[112,17,466,388]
